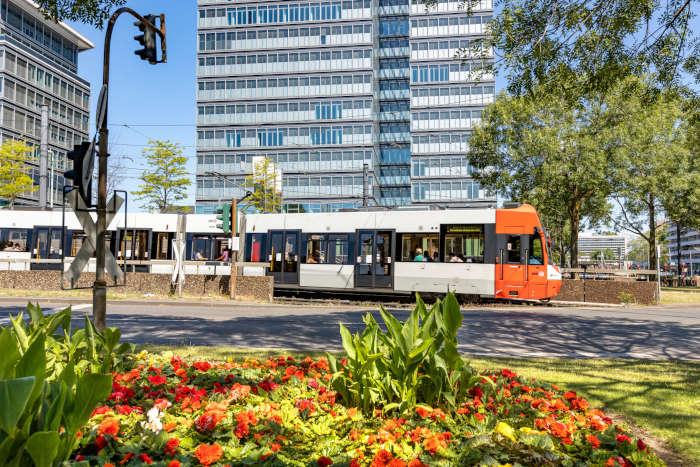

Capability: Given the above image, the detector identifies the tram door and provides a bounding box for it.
[355,230,394,289]
[268,230,300,285]
[32,227,63,259]
[497,234,528,298]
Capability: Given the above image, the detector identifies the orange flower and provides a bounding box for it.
[105,464,116,467]
[194,443,223,466]
[270,442,281,452]
[415,406,431,419]
[98,418,120,437]
[587,434,601,449]
[408,460,428,467]
[167,461,181,467]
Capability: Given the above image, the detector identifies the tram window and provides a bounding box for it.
[247,234,266,262]
[444,225,484,263]
[191,236,211,261]
[328,235,349,264]
[529,235,544,265]
[3,230,28,251]
[305,234,327,264]
[399,234,438,262]
[506,235,522,263]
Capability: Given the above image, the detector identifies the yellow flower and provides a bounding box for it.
[494,421,516,442]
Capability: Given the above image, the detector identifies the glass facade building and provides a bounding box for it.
[196,0,495,213]
[0,0,93,207]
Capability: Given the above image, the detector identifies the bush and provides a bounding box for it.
[0,303,131,466]
[329,293,480,414]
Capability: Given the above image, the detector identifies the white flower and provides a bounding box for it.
[140,406,164,433]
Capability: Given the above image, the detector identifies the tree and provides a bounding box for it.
[469,0,697,96]
[605,77,691,270]
[467,88,612,267]
[244,157,283,213]
[589,248,616,262]
[36,0,125,27]
[0,140,36,209]
[133,140,190,213]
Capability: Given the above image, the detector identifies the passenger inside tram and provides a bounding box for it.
[413,248,425,262]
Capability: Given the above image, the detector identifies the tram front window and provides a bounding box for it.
[529,235,544,265]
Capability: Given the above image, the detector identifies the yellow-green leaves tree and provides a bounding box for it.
[133,140,190,213]
[0,140,36,209]
[244,157,282,213]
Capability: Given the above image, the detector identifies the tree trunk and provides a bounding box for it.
[648,197,657,271]
[569,204,581,268]
[676,222,682,284]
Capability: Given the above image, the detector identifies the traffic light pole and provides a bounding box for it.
[93,8,166,330]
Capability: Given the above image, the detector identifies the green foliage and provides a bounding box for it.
[0,303,132,466]
[0,140,36,209]
[133,140,191,213]
[329,293,480,414]
[618,292,636,304]
[604,77,692,270]
[478,0,696,95]
[467,88,611,267]
[244,157,283,213]
[36,0,125,27]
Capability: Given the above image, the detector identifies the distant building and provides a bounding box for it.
[0,0,93,207]
[195,0,496,214]
[667,226,700,276]
[578,235,627,267]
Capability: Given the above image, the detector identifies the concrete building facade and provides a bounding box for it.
[0,0,93,207]
[195,0,495,213]
[668,226,700,276]
[578,235,627,266]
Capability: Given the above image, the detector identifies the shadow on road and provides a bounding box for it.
[4,308,686,360]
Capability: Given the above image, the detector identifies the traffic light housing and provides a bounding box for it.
[215,203,232,234]
[134,14,158,64]
[64,141,93,205]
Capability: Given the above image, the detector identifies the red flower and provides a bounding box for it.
[195,413,219,433]
[164,438,180,457]
[501,368,517,379]
[616,433,632,444]
[95,434,108,450]
[270,442,281,452]
[408,460,428,467]
[637,439,648,451]
[92,405,110,416]
[193,361,212,372]
[234,410,258,439]
[387,460,407,467]
[194,443,223,466]
[549,421,569,439]
[139,453,154,464]
[167,461,181,467]
[586,434,601,449]
[317,456,333,466]
[148,375,167,385]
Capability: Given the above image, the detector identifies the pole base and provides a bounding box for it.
[93,281,107,330]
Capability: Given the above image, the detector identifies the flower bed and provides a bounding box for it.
[75,353,662,466]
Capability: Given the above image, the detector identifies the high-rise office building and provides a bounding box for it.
[0,0,93,207]
[196,0,495,213]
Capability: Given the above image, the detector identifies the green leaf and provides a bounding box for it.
[0,328,20,378]
[9,313,29,352]
[442,293,463,336]
[25,431,60,467]
[0,377,35,434]
[64,373,112,433]
[339,324,356,361]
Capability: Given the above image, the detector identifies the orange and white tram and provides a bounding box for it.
[0,204,562,301]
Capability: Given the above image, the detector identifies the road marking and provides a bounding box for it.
[71,304,92,311]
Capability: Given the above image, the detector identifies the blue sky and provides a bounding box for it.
[70,1,199,205]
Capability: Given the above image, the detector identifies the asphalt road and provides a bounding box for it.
[1,298,698,360]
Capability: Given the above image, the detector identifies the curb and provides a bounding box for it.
[550,300,626,308]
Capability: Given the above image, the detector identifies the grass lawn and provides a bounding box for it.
[146,346,699,465]
[661,288,700,304]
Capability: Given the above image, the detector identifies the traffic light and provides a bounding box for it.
[134,14,158,64]
[64,141,93,205]
[215,203,232,234]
